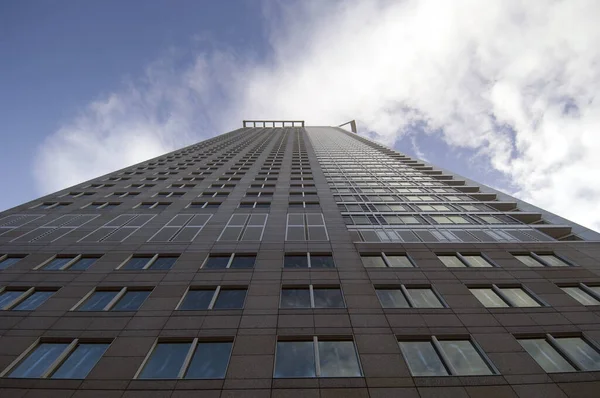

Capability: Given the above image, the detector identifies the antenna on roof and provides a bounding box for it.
[338,120,357,133]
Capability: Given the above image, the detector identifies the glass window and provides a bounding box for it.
[9,343,70,378]
[112,291,151,311]
[562,287,600,306]
[179,289,216,310]
[399,341,448,376]
[139,343,191,379]
[274,341,315,378]
[12,291,55,311]
[284,255,308,268]
[0,291,26,308]
[406,289,444,308]
[470,289,508,308]
[69,257,98,270]
[184,342,233,379]
[376,289,410,308]
[500,288,540,307]
[438,340,493,375]
[385,255,413,267]
[318,341,362,377]
[538,255,571,267]
[462,255,493,267]
[122,257,153,270]
[281,288,311,308]
[438,255,465,268]
[0,257,23,270]
[514,255,545,267]
[519,339,576,372]
[313,288,345,308]
[361,256,386,268]
[149,257,177,270]
[310,255,335,268]
[555,337,600,371]
[51,343,109,379]
[230,255,255,269]
[42,257,76,270]
[205,256,230,269]
[213,289,247,309]
[78,291,118,311]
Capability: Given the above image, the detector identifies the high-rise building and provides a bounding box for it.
[1,121,599,398]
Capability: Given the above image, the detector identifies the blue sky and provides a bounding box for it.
[1,0,599,232]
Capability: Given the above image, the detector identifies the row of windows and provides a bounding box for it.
[0,281,593,313]
[343,213,518,226]
[36,200,323,211]
[0,251,577,273]
[361,252,574,268]
[350,227,553,243]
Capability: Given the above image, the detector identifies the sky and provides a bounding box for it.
[1,0,599,232]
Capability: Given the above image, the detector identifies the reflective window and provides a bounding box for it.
[385,255,413,267]
[407,289,445,308]
[470,286,541,308]
[462,255,493,268]
[361,255,387,268]
[514,255,545,267]
[0,291,27,308]
[184,342,233,379]
[122,257,153,270]
[274,339,361,378]
[562,287,600,306]
[274,341,315,378]
[51,343,109,379]
[313,288,345,308]
[281,288,311,308]
[8,341,108,379]
[78,291,119,311]
[139,342,191,379]
[149,257,177,270]
[42,257,76,270]
[399,338,495,376]
[68,257,99,270]
[212,289,247,309]
[0,256,24,270]
[555,337,600,371]
[376,289,410,308]
[179,289,215,310]
[399,341,448,376]
[519,339,575,372]
[9,343,70,378]
[281,287,344,308]
[439,340,493,375]
[112,290,151,311]
[538,255,571,267]
[309,255,335,268]
[12,291,55,311]
[230,255,256,269]
[284,255,308,268]
[438,255,465,268]
[204,256,230,269]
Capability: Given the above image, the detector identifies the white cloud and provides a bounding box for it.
[35,0,600,232]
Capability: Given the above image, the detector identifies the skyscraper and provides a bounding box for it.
[1,121,599,398]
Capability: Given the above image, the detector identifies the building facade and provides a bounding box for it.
[1,122,600,398]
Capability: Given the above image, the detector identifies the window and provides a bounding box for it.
[376,286,445,308]
[218,214,268,241]
[2,340,110,379]
[361,253,415,268]
[514,253,573,267]
[154,191,184,198]
[120,255,179,270]
[79,214,155,243]
[188,202,221,209]
[519,335,600,372]
[13,214,100,243]
[274,338,362,378]
[470,285,542,308]
[0,288,57,310]
[437,254,494,268]
[75,288,152,311]
[561,284,600,306]
[399,337,496,376]
[178,287,247,310]
[0,255,25,270]
[281,286,345,308]
[32,202,72,210]
[239,202,270,209]
[149,214,212,242]
[137,340,233,379]
[283,253,335,268]
[135,202,171,210]
[203,254,256,269]
[85,202,121,209]
[38,255,100,271]
[286,213,328,241]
